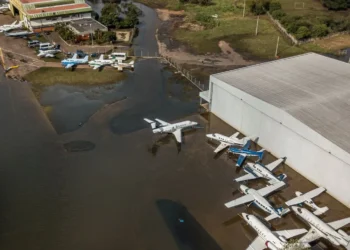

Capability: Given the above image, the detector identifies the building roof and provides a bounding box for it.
[213,53,350,154]
[20,0,53,3]
[68,18,107,35]
[26,3,90,14]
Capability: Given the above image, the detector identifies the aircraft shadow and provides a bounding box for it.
[156,199,222,250]
[148,134,181,156]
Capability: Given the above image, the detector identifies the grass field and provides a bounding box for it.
[24,67,126,98]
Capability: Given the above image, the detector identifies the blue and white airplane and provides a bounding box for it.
[61,53,89,69]
[228,141,265,167]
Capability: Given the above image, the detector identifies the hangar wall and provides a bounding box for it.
[208,76,350,207]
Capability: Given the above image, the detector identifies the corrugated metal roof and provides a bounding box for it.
[213,53,350,153]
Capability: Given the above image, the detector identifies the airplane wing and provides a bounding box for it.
[328,218,350,230]
[224,194,254,208]
[172,129,182,144]
[257,181,285,197]
[93,65,101,70]
[299,228,322,244]
[266,158,285,172]
[45,54,54,58]
[65,63,75,69]
[285,187,326,207]
[235,173,257,182]
[236,154,247,167]
[229,132,239,139]
[274,228,307,239]
[246,237,265,250]
[155,119,170,126]
[214,142,229,153]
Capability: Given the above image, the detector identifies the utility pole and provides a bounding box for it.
[255,15,259,35]
[243,0,246,17]
[90,23,93,46]
[275,36,280,58]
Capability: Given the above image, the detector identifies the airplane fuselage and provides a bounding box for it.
[152,121,198,134]
[241,185,280,218]
[293,207,348,246]
[229,148,262,157]
[206,133,243,145]
[242,213,286,249]
[61,59,86,67]
[89,59,114,67]
[244,163,279,183]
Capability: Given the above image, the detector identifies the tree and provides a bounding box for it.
[321,0,347,10]
[100,3,121,28]
[295,26,311,39]
[271,9,286,20]
[269,0,282,11]
[250,0,269,15]
[283,239,310,250]
[311,24,329,37]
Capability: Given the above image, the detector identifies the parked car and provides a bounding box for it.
[27,40,40,48]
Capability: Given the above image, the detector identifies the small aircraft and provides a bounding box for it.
[111,61,134,71]
[61,53,89,69]
[235,157,287,184]
[206,132,256,153]
[285,187,328,216]
[225,182,289,221]
[37,49,61,58]
[241,213,309,250]
[88,54,115,70]
[292,206,350,248]
[228,143,265,167]
[0,4,9,13]
[0,20,24,32]
[144,118,200,144]
[4,30,33,38]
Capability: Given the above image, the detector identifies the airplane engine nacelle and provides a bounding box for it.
[278,236,287,243]
[295,191,303,197]
[265,241,279,250]
[240,185,249,194]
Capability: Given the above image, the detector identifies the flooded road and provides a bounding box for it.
[42,1,198,134]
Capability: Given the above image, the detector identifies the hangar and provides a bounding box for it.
[200,53,350,207]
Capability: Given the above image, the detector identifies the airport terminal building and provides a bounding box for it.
[9,0,93,32]
[200,53,350,207]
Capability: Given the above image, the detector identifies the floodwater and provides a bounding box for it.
[41,1,199,134]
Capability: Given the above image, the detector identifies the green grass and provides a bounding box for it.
[24,67,126,98]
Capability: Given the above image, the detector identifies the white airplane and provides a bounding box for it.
[111,61,134,71]
[0,20,24,32]
[37,49,61,58]
[0,4,9,13]
[292,206,350,248]
[241,212,309,250]
[285,187,329,216]
[61,54,89,69]
[88,54,115,70]
[225,182,289,221]
[206,132,256,153]
[144,118,199,144]
[235,157,287,184]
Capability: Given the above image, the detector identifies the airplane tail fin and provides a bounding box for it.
[277,173,287,181]
[277,207,290,216]
[71,54,78,60]
[242,136,258,144]
[83,55,89,61]
[314,206,329,216]
[144,118,157,129]
[242,140,251,150]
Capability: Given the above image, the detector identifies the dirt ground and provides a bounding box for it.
[155,9,254,68]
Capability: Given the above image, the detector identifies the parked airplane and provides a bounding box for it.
[206,132,256,153]
[241,213,308,250]
[144,118,199,144]
[225,182,289,221]
[286,187,328,216]
[4,30,33,38]
[61,54,89,69]
[235,157,287,184]
[0,20,24,32]
[228,144,265,167]
[111,61,134,71]
[88,54,115,70]
[292,206,350,248]
[0,4,9,13]
[37,49,61,58]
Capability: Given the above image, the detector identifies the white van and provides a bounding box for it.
[39,42,54,51]
[27,40,40,48]
[109,52,126,62]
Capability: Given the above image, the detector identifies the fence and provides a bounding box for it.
[162,56,206,91]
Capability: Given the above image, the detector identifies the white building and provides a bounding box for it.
[200,53,350,207]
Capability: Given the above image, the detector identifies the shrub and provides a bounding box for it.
[271,9,286,20]
[250,0,269,15]
[311,24,329,37]
[280,15,301,26]
[321,0,348,10]
[269,0,282,11]
[295,26,311,39]
[195,13,216,28]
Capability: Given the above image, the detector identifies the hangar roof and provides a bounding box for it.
[213,53,350,153]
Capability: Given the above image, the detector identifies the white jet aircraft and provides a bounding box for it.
[144,118,199,144]
[285,187,329,216]
[292,206,350,248]
[241,212,309,250]
[88,54,115,70]
[0,20,23,32]
[111,61,134,71]
[235,157,287,184]
[206,132,256,153]
[225,182,289,221]
[37,49,61,58]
